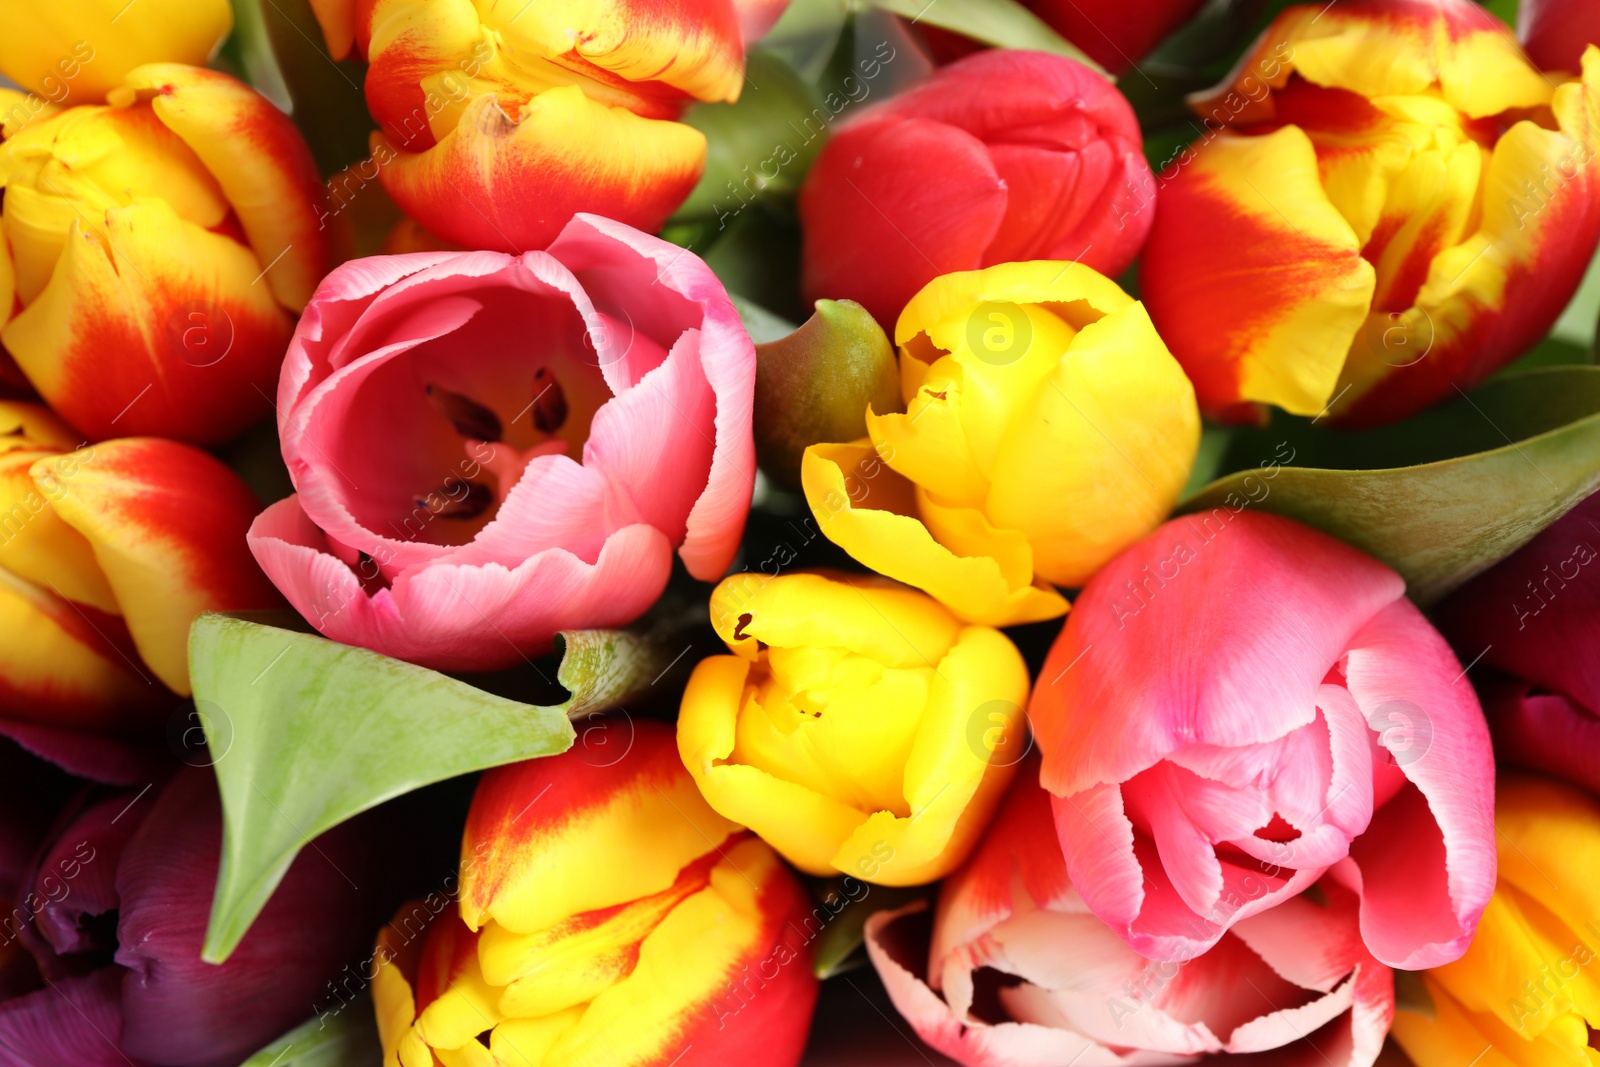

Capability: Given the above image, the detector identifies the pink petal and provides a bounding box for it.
[1341,599,1496,968]
[550,214,757,582]
[1051,784,1143,934]
[0,968,129,1066]
[248,497,674,671]
[1031,513,1404,799]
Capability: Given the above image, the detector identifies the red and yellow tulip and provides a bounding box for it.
[0,65,328,445]
[0,0,232,106]
[1141,0,1600,426]
[0,401,280,730]
[800,262,1200,626]
[310,0,778,252]
[1392,775,1600,1067]
[375,719,819,1067]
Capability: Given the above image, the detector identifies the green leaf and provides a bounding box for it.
[1183,366,1600,605]
[237,992,380,1067]
[192,614,691,963]
[760,0,852,81]
[868,0,1106,75]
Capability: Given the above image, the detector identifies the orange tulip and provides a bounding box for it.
[310,0,783,252]
[0,65,328,445]
[1140,0,1600,426]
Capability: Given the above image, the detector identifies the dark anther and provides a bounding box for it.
[426,384,502,442]
[733,613,753,641]
[416,480,494,519]
[531,367,569,435]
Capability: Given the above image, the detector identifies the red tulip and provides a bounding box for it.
[1519,0,1600,73]
[1437,489,1600,795]
[916,0,1207,75]
[0,769,382,1067]
[798,50,1155,327]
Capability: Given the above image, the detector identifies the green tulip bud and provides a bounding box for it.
[753,299,900,489]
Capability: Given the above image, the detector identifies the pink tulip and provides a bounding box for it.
[1436,489,1600,795]
[865,760,1395,1066]
[247,213,757,670]
[1029,511,1496,969]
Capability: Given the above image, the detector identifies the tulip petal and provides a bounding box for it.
[551,214,757,581]
[1031,512,1403,797]
[0,1,230,101]
[27,789,150,958]
[377,88,705,253]
[801,440,1068,627]
[35,439,279,695]
[0,564,165,732]
[111,64,330,311]
[1481,684,1600,796]
[1341,597,1496,969]
[1141,127,1376,418]
[0,201,294,445]
[115,769,381,1067]
[799,116,1007,327]
[248,495,675,670]
[0,968,129,1067]
[458,719,737,935]
[540,837,817,1067]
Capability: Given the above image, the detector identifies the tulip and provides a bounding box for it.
[798,50,1157,328]
[678,571,1030,885]
[1140,1,1600,426]
[914,0,1206,76]
[1435,489,1600,796]
[307,0,776,253]
[1391,774,1600,1066]
[0,64,330,445]
[247,214,756,671]
[0,1,232,105]
[374,719,819,1067]
[1030,510,1496,969]
[1520,0,1600,74]
[0,767,383,1067]
[800,260,1199,627]
[0,401,280,723]
[867,758,1396,1066]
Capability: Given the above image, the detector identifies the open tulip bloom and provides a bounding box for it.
[10,0,1600,1062]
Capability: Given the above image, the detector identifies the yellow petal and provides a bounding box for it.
[0,446,117,614]
[801,440,1068,628]
[984,301,1199,587]
[0,1,231,101]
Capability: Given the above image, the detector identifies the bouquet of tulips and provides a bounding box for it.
[2,0,1600,1063]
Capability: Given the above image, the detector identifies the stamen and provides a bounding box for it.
[426,384,503,442]
[530,368,569,435]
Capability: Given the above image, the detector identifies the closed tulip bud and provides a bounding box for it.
[0,402,280,723]
[753,299,900,489]
[375,720,819,1067]
[799,50,1155,328]
[867,759,1396,1066]
[318,0,782,253]
[0,64,329,445]
[801,261,1199,627]
[1141,0,1600,426]
[678,571,1030,885]
[1392,775,1600,1066]
[0,1,232,105]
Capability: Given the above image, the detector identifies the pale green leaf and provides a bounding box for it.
[237,992,379,1067]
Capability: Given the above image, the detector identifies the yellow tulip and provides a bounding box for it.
[801,261,1200,627]
[0,0,232,105]
[677,570,1030,885]
[1392,774,1600,1067]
